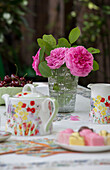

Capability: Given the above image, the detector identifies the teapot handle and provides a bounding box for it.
[43,98,59,132]
[22,84,36,93]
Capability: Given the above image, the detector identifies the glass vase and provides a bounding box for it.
[48,66,79,113]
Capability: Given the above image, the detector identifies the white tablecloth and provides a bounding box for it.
[0,84,110,170]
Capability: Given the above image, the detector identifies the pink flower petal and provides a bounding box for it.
[65,46,93,77]
[46,47,68,69]
[32,48,42,76]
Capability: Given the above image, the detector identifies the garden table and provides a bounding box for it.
[0,83,110,170]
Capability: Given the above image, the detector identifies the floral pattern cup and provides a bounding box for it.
[88,83,110,124]
[2,84,59,136]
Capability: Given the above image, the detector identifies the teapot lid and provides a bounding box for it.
[14,84,44,98]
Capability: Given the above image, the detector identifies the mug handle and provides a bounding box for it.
[43,98,59,132]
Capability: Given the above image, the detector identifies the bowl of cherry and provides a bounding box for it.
[0,74,32,105]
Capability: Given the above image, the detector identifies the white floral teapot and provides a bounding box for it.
[2,84,59,136]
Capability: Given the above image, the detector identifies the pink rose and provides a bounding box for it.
[46,47,68,69]
[65,46,93,77]
[32,48,42,76]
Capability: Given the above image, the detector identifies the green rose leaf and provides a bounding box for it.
[39,46,45,62]
[58,38,71,48]
[37,38,52,55]
[43,34,56,48]
[37,38,44,47]
[69,27,80,44]
[72,45,77,47]
[55,44,60,48]
[93,60,99,71]
[87,47,100,54]
[38,61,52,77]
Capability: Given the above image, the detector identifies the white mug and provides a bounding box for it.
[88,83,110,124]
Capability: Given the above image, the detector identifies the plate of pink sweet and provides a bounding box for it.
[55,126,110,152]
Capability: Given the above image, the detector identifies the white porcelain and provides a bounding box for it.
[88,83,110,124]
[15,83,44,98]
[0,131,12,142]
[34,83,49,96]
[2,84,59,136]
[55,141,110,152]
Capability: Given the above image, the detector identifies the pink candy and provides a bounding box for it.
[80,129,104,146]
[79,129,93,137]
[63,128,74,133]
[57,128,74,144]
[57,128,105,146]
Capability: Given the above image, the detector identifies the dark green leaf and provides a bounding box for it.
[72,45,77,47]
[37,38,45,47]
[15,9,25,16]
[38,61,52,77]
[58,38,71,48]
[20,16,29,28]
[69,27,80,44]
[87,47,100,54]
[93,60,99,71]
[43,34,56,48]
[55,44,60,48]
[39,46,45,62]
[37,38,52,55]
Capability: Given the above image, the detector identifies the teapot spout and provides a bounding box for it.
[2,94,9,111]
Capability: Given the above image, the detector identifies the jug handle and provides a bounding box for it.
[43,98,59,132]
[87,83,93,89]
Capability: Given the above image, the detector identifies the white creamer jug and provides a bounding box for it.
[88,83,110,124]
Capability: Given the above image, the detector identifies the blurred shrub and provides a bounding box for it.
[0,0,29,66]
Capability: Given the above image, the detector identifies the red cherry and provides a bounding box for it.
[11,74,16,80]
[8,83,12,86]
[11,80,20,87]
[14,81,20,87]
[0,72,33,88]
[26,80,32,84]
[20,77,26,81]
[11,80,15,86]
[0,82,4,87]
[11,74,19,80]
[1,81,7,86]
[4,75,11,83]
[20,81,25,87]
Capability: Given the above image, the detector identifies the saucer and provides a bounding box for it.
[55,141,110,152]
[0,131,12,142]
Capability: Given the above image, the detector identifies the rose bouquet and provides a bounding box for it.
[32,27,100,78]
[32,27,100,113]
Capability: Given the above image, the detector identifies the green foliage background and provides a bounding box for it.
[0,0,110,83]
[0,0,29,79]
